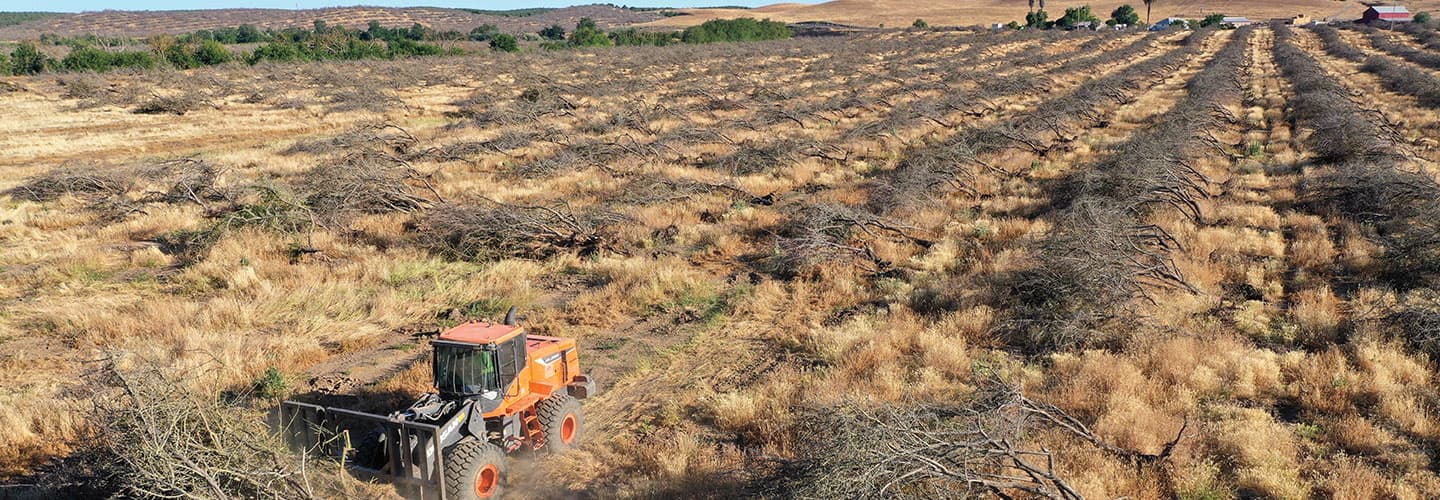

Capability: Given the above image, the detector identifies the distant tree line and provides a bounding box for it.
[0,20,463,75]
[245,20,455,64]
[455,7,557,17]
[0,16,793,76]
[0,12,58,28]
[1010,3,1234,31]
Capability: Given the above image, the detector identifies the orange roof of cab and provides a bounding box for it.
[438,322,523,344]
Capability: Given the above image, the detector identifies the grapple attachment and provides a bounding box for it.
[279,401,449,500]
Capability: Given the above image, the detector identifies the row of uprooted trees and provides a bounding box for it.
[6,123,640,266]
[1314,24,1440,110]
[1276,24,1440,357]
[781,23,1433,496]
[865,30,1205,219]
[750,31,1246,497]
[23,28,1163,269]
[1349,22,1440,74]
[769,30,1255,349]
[827,28,1220,330]
[996,27,1249,353]
[437,28,1170,181]
[777,30,1214,280]
[258,32,1195,277]
[405,31,1207,278]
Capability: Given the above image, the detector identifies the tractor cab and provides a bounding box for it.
[432,322,529,412]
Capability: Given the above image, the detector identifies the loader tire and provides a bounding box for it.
[351,429,387,470]
[444,440,506,500]
[537,393,584,453]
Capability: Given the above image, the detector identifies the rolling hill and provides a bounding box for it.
[0,5,661,40]
[645,0,1440,28]
[8,1,1440,42]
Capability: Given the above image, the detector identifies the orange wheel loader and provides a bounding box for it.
[280,308,596,499]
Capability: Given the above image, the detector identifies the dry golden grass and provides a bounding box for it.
[1,24,1438,499]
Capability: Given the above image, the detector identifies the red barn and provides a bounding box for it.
[1362,5,1413,23]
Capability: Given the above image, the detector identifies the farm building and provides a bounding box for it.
[1361,5,1413,23]
[1149,17,1188,30]
[1222,16,1253,26]
[1289,14,1311,25]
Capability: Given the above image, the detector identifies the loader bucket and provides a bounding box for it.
[279,401,449,500]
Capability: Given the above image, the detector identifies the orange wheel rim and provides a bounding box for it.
[561,415,578,444]
[475,464,499,498]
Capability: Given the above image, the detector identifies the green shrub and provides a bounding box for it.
[61,47,111,72]
[569,17,613,46]
[194,40,233,65]
[389,38,441,57]
[680,18,791,43]
[248,41,306,64]
[469,23,500,41]
[61,47,154,72]
[237,24,264,43]
[610,28,675,46]
[1199,13,1226,28]
[1025,10,1049,28]
[110,50,156,70]
[249,26,449,64]
[10,42,50,75]
[253,367,289,400]
[489,33,519,52]
[1055,5,1099,29]
[0,52,9,76]
[1417,12,1433,24]
[1110,5,1140,26]
[912,18,928,28]
[341,39,388,59]
[539,23,566,40]
[162,43,199,69]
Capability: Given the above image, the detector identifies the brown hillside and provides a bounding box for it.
[646,0,1440,28]
[0,5,661,41]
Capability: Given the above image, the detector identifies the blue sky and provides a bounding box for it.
[6,0,798,14]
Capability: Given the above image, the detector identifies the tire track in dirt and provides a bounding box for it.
[1204,26,1343,348]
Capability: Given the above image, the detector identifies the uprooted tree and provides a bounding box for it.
[50,354,369,499]
[781,381,1184,499]
[770,202,931,277]
[302,150,441,225]
[417,199,630,261]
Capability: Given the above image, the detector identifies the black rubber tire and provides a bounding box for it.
[537,393,584,453]
[444,440,507,500]
[350,429,387,470]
